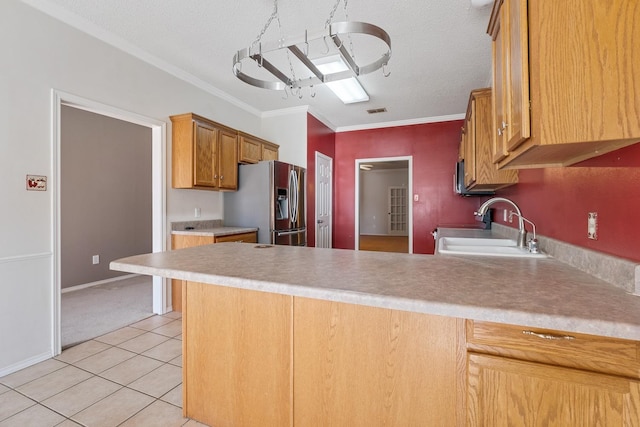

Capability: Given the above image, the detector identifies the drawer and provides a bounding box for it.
[466,320,640,379]
[214,231,257,243]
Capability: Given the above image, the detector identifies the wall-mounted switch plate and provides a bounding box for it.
[92,255,100,265]
[413,194,419,202]
[503,209,508,222]
[587,212,598,240]
[195,207,201,218]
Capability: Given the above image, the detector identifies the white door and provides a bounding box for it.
[388,186,408,235]
[315,152,333,248]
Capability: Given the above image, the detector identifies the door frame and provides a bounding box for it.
[315,151,333,248]
[51,89,167,355]
[354,156,413,253]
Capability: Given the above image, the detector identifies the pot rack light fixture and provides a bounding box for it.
[232,0,391,103]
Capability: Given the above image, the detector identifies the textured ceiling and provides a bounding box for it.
[24,0,494,130]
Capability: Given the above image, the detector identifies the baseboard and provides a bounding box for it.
[0,350,53,378]
[61,274,140,294]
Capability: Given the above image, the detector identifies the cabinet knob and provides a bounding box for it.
[220,175,224,180]
[214,174,218,179]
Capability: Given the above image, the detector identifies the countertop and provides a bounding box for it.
[111,240,640,341]
[171,226,258,237]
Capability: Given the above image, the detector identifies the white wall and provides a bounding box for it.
[262,107,308,168]
[359,169,409,235]
[0,0,301,375]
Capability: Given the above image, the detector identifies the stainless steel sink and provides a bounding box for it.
[437,237,548,258]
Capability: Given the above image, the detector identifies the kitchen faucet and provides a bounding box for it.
[474,197,527,248]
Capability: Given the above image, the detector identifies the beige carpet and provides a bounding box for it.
[61,275,153,348]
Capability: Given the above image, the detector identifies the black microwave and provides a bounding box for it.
[454,161,495,197]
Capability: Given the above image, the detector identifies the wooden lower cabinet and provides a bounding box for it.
[182,283,292,427]
[468,353,640,426]
[181,284,465,426]
[294,298,465,426]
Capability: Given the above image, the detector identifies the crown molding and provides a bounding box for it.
[21,0,263,118]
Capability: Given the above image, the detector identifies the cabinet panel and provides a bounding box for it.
[214,231,257,243]
[218,127,238,190]
[183,283,292,427]
[294,297,465,426]
[490,4,509,163]
[505,0,530,151]
[262,142,279,161]
[238,132,279,164]
[461,88,518,191]
[238,134,262,164]
[193,121,217,187]
[468,353,640,427]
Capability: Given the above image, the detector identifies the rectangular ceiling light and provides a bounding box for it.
[312,55,369,104]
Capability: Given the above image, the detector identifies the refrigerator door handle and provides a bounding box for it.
[289,169,298,224]
[276,229,305,237]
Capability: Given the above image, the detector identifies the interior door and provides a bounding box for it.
[315,152,332,248]
[387,186,408,235]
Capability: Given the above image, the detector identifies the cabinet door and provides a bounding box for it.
[294,297,465,426]
[464,101,476,187]
[193,121,218,187]
[183,283,292,427]
[491,7,509,163]
[217,127,238,190]
[504,0,530,151]
[262,142,279,161]
[468,353,640,427]
[239,134,262,164]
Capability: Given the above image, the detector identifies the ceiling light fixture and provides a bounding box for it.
[312,55,369,104]
[232,0,391,101]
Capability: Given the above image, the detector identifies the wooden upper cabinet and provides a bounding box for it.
[461,88,518,191]
[488,0,640,169]
[170,113,238,191]
[238,132,279,164]
[217,127,239,190]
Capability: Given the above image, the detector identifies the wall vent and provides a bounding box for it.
[366,107,387,114]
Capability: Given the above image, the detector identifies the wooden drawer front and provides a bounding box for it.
[214,232,257,244]
[467,320,640,379]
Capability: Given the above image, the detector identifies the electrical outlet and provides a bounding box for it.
[195,207,201,218]
[92,255,100,265]
[413,194,419,202]
[588,212,598,240]
[508,210,514,223]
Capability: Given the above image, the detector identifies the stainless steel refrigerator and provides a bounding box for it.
[224,160,306,246]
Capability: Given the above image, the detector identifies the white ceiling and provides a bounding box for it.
[24,0,494,131]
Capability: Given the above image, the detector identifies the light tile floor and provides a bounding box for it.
[0,313,209,427]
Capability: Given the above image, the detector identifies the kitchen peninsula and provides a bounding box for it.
[111,243,640,426]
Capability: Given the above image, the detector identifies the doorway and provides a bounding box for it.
[355,157,413,253]
[52,90,167,354]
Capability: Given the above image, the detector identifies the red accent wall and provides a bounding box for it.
[307,113,640,262]
[306,114,336,247]
[333,121,478,254]
[491,143,640,262]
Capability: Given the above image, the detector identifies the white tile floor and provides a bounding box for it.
[0,313,209,427]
